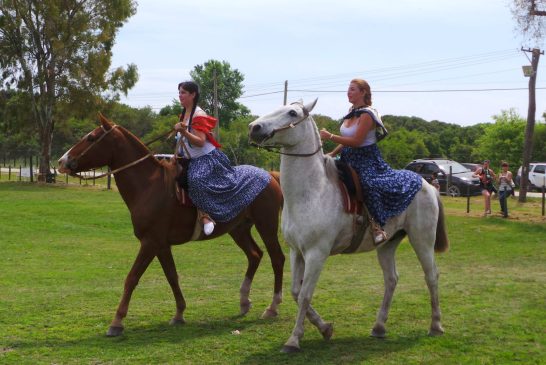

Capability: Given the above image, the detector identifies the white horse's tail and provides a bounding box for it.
[434,194,449,253]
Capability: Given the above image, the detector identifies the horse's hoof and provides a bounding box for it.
[240,300,252,316]
[260,308,278,319]
[320,323,334,340]
[371,325,386,338]
[169,318,186,326]
[428,325,445,336]
[281,345,301,353]
[106,326,124,337]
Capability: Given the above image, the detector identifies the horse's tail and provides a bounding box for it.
[434,193,449,253]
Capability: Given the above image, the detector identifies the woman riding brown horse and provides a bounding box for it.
[58,114,285,336]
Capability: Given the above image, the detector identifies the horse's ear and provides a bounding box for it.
[98,112,113,130]
[304,98,318,113]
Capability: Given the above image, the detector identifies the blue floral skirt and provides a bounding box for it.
[340,144,422,226]
[187,149,271,222]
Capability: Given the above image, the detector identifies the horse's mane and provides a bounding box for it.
[323,155,339,182]
[116,125,165,169]
[116,125,177,191]
[307,115,338,182]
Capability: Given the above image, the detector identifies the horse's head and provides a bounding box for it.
[248,98,318,148]
[58,113,118,175]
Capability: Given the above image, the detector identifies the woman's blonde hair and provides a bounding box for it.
[350,78,372,106]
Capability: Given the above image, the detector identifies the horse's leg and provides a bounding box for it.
[283,248,330,353]
[229,224,263,316]
[372,238,402,338]
[408,231,444,336]
[252,205,285,319]
[107,244,156,336]
[156,246,186,325]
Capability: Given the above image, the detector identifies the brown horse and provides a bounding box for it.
[58,114,285,337]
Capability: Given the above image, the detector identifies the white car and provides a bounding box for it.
[516,162,546,191]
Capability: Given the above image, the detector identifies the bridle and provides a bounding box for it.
[251,102,322,157]
[69,124,153,180]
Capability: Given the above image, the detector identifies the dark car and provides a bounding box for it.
[461,162,481,172]
[404,159,482,197]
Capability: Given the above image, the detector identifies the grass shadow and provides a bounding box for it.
[239,331,426,365]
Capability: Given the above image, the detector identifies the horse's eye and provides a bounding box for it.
[289,110,298,117]
[86,134,96,142]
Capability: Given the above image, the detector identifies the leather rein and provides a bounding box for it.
[251,102,322,157]
[70,124,154,180]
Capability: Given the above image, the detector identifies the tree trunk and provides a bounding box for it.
[37,122,54,182]
[519,49,541,202]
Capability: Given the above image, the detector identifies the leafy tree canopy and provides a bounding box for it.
[190,60,249,128]
[0,0,138,175]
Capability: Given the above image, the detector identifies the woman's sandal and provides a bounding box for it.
[373,228,388,245]
[203,220,215,235]
[198,210,216,236]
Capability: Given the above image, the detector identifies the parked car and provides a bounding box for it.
[404,158,482,197]
[461,162,481,172]
[515,162,546,191]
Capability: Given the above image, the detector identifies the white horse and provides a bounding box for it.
[248,99,449,353]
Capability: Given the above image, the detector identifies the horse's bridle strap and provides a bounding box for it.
[73,153,153,181]
[71,124,154,180]
[72,124,118,162]
[253,102,322,157]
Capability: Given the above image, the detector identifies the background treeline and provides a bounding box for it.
[1,88,545,171]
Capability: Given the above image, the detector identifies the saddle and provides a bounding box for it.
[335,160,364,215]
[335,161,378,253]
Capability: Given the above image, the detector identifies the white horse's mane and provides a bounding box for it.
[305,114,339,182]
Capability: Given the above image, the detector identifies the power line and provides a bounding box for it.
[240,87,546,99]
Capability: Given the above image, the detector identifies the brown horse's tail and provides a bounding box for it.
[434,194,449,253]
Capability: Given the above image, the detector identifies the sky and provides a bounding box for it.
[111,0,546,127]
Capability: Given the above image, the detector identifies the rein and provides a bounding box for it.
[70,124,153,180]
[251,102,322,157]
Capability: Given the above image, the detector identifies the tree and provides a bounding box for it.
[380,129,429,168]
[511,0,546,42]
[472,109,526,168]
[190,60,249,128]
[0,0,138,180]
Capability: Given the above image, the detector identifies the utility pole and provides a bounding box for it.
[519,47,543,202]
[213,69,219,142]
[283,80,288,105]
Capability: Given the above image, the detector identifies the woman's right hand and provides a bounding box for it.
[319,128,332,141]
[175,122,188,133]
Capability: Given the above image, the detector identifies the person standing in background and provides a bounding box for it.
[473,159,497,216]
[497,162,514,218]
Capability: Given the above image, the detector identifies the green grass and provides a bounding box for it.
[0,182,544,364]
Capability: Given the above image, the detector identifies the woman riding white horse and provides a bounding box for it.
[249,98,449,353]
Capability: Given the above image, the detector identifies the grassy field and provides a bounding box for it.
[0,182,544,364]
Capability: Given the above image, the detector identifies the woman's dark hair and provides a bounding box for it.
[178,81,200,125]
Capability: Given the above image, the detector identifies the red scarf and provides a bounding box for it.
[182,115,221,148]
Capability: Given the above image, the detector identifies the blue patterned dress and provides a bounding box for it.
[341,145,422,226]
[187,149,271,222]
[338,107,422,227]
